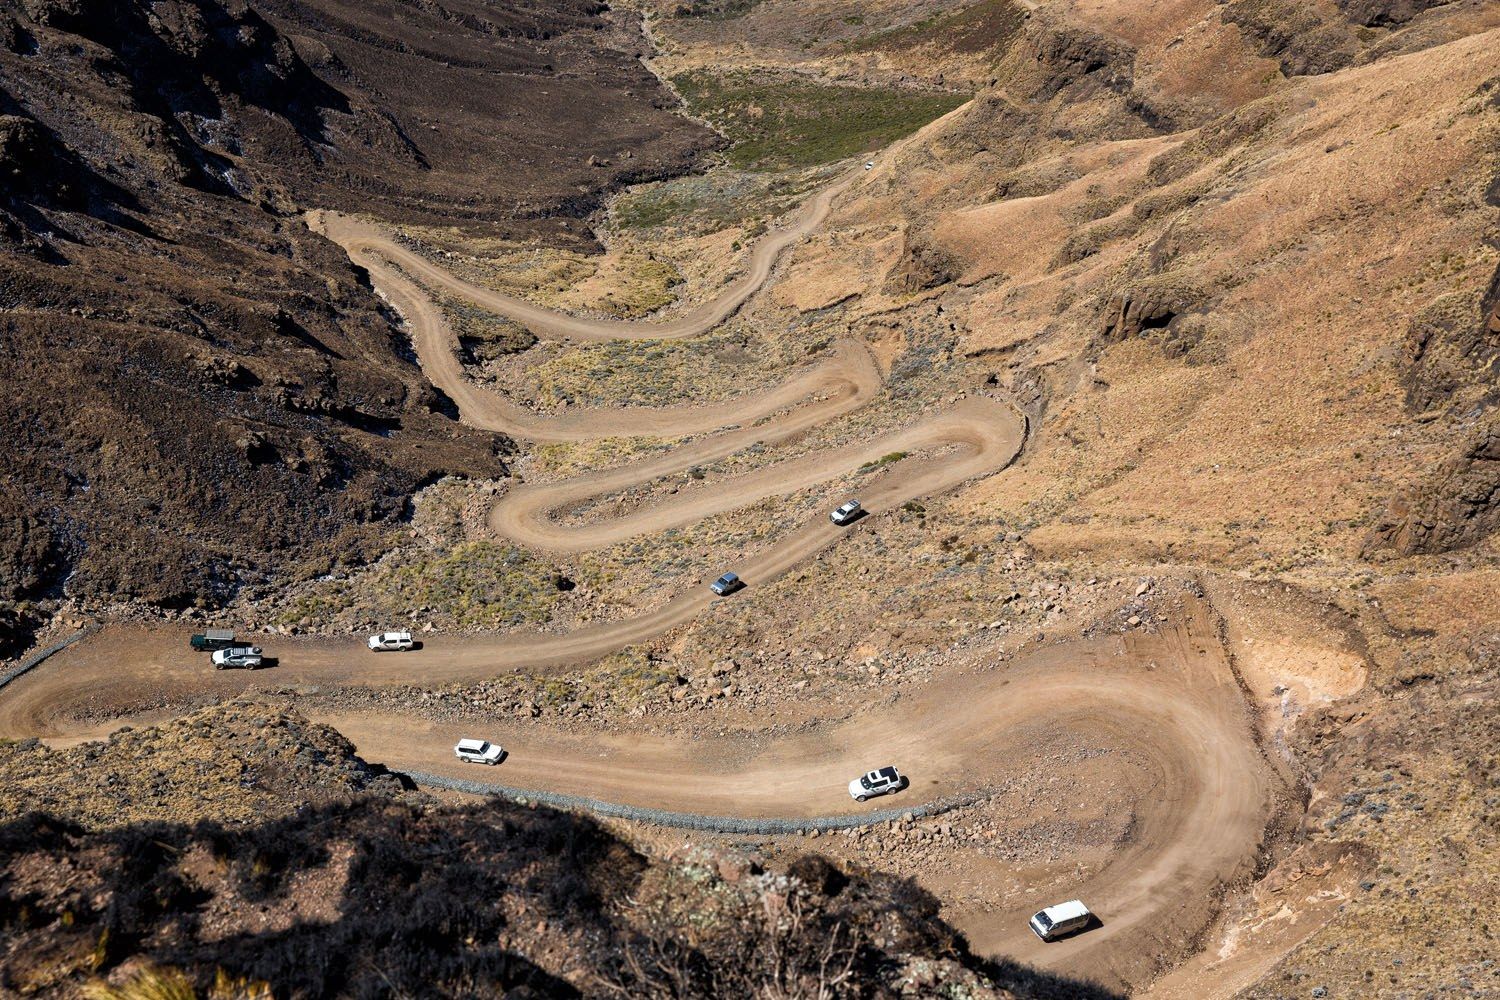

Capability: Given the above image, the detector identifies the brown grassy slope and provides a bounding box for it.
[757,0,1497,991]
[0,702,410,828]
[817,4,1498,575]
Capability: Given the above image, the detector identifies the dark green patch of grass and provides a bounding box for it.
[672,0,762,20]
[671,70,967,171]
[859,451,909,472]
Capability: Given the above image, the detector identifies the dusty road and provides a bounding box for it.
[311,169,857,344]
[4,168,1285,993]
[2,605,1278,990]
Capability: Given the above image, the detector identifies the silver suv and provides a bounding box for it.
[212,646,263,670]
[710,572,743,596]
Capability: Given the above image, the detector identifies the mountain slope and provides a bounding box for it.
[0,0,716,653]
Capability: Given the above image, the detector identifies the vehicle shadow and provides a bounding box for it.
[1045,913,1104,942]
[977,952,1124,1000]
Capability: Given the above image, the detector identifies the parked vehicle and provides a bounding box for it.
[368,631,415,652]
[864,161,875,170]
[710,571,744,596]
[212,646,263,670]
[454,738,504,765]
[847,765,906,802]
[830,499,863,525]
[189,629,237,652]
[1029,900,1093,941]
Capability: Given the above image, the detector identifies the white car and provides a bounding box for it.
[454,738,504,765]
[830,499,863,525]
[212,646,263,670]
[368,630,415,652]
[864,161,874,170]
[1029,899,1093,941]
[848,765,906,802]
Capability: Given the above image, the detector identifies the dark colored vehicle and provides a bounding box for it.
[189,629,237,652]
[710,572,744,596]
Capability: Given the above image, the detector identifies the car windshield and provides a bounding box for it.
[1035,913,1053,929]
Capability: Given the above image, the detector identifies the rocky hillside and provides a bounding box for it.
[0,703,1090,1000]
[689,0,1497,992]
[0,0,716,655]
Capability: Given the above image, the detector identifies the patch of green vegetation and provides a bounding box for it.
[597,255,682,318]
[859,451,909,472]
[613,192,696,230]
[612,169,828,233]
[670,70,967,171]
[843,0,1025,57]
[381,543,564,627]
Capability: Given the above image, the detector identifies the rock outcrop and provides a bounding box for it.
[1365,419,1500,554]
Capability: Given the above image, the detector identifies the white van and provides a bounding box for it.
[1029,899,1092,941]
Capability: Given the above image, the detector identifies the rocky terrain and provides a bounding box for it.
[0,0,715,655]
[0,0,1496,996]
[0,703,1078,999]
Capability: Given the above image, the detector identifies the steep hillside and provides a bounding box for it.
[0,0,715,654]
[710,0,1498,991]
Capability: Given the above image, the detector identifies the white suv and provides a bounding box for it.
[212,646,263,670]
[454,738,504,765]
[848,765,905,802]
[368,631,415,652]
[830,499,862,525]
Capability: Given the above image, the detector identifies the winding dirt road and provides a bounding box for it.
[3,168,1285,993]
[311,169,857,344]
